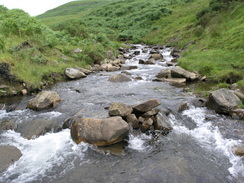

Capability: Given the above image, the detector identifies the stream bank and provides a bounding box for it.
[0,44,243,183]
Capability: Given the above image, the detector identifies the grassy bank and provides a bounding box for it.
[0,0,243,97]
[144,0,244,90]
[0,5,120,96]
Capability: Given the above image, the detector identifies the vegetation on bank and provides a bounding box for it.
[144,0,244,89]
[37,0,244,90]
[0,5,119,96]
[0,0,243,97]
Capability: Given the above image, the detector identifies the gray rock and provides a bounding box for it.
[120,65,138,70]
[178,102,190,112]
[190,98,206,108]
[156,69,171,78]
[150,54,163,60]
[126,114,139,129]
[133,99,161,112]
[0,145,22,173]
[65,68,86,79]
[230,83,238,90]
[27,91,61,111]
[76,67,92,75]
[71,116,129,146]
[171,66,198,81]
[109,103,133,117]
[154,113,173,132]
[108,73,132,82]
[16,119,61,139]
[139,58,155,65]
[139,117,154,132]
[231,108,244,119]
[90,65,104,72]
[233,91,244,103]
[156,78,186,85]
[206,88,242,114]
[141,109,160,118]
[121,71,132,75]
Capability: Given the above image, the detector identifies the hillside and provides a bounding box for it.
[0,0,243,97]
[0,4,119,96]
[37,0,244,89]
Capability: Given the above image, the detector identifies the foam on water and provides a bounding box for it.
[128,133,152,152]
[0,109,62,126]
[170,107,244,178]
[0,130,88,183]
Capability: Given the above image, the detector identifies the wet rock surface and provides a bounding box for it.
[27,91,61,111]
[71,116,130,146]
[206,88,242,114]
[0,145,22,173]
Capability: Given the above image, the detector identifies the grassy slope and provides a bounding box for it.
[144,0,244,89]
[37,0,121,25]
[1,0,243,96]
[0,3,119,96]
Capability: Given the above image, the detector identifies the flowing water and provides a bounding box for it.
[0,44,243,183]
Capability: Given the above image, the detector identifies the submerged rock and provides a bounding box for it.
[71,116,130,146]
[206,88,242,114]
[27,91,61,111]
[150,54,163,60]
[0,145,22,173]
[178,102,190,112]
[108,73,132,82]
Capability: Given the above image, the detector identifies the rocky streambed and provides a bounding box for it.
[0,44,244,183]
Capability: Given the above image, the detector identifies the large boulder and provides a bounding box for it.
[71,116,130,146]
[109,103,133,117]
[27,91,61,111]
[0,145,22,173]
[65,68,86,79]
[206,88,242,114]
[108,73,132,82]
[171,66,198,81]
[133,99,161,113]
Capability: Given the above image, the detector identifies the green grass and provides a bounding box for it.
[144,0,244,89]
[1,0,244,96]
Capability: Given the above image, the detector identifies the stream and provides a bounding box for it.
[0,44,243,183]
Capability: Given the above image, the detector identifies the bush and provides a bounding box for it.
[0,35,5,51]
